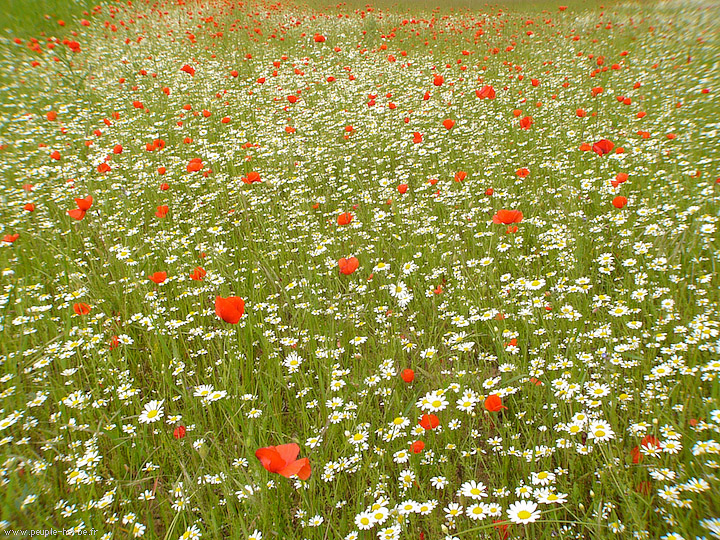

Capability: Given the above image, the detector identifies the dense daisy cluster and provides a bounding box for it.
[0,0,718,538]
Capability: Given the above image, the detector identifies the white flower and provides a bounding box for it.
[465,503,486,520]
[355,511,375,530]
[587,420,614,443]
[459,480,488,499]
[138,400,164,424]
[506,500,540,524]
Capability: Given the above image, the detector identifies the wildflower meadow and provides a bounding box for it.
[0,0,718,538]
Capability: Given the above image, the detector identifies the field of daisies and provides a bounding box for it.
[0,0,718,538]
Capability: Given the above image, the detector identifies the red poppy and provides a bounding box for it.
[190,267,206,281]
[519,116,533,129]
[337,212,353,226]
[412,132,423,144]
[187,158,203,172]
[476,85,496,99]
[338,257,359,275]
[592,139,615,155]
[313,33,326,42]
[433,75,444,86]
[50,150,61,160]
[443,119,455,130]
[516,167,530,178]
[73,302,91,315]
[97,163,111,173]
[612,196,627,209]
[3,233,19,243]
[255,443,311,480]
[411,440,425,454]
[484,394,507,412]
[576,108,586,117]
[485,188,494,196]
[242,171,261,184]
[160,183,170,191]
[155,205,169,218]
[181,64,195,76]
[401,368,415,383]
[148,272,167,284]
[454,171,467,182]
[75,196,93,211]
[492,209,523,225]
[68,209,87,221]
[397,184,408,194]
[215,295,245,324]
[419,414,440,430]
[288,95,298,104]
[23,203,35,212]
[113,144,123,154]
[47,111,57,121]
[173,426,186,439]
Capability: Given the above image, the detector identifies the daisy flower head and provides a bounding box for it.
[138,400,164,424]
[507,500,540,524]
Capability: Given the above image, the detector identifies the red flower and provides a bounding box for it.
[516,168,530,178]
[155,205,169,218]
[148,271,167,284]
[23,203,35,212]
[97,163,111,173]
[484,394,507,412]
[313,34,326,42]
[173,426,186,439]
[454,171,467,182]
[181,64,195,76]
[3,234,19,243]
[50,150,61,160]
[576,108,586,117]
[433,75,444,86]
[187,158,203,172]
[160,183,170,191]
[476,85,496,99]
[519,116,533,129]
[338,257,359,275]
[401,369,415,383]
[75,196,93,211]
[190,267,206,281]
[337,212,353,226]
[73,302,91,315]
[68,209,87,221]
[412,132,423,144]
[443,119,455,130]
[492,209,523,225]
[411,440,425,453]
[242,171,261,184]
[215,295,245,324]
[397,184,408,194]
[612,196,627,209]
[255,443,311,480]
[592,139,615,155]
[419,414,440,430]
